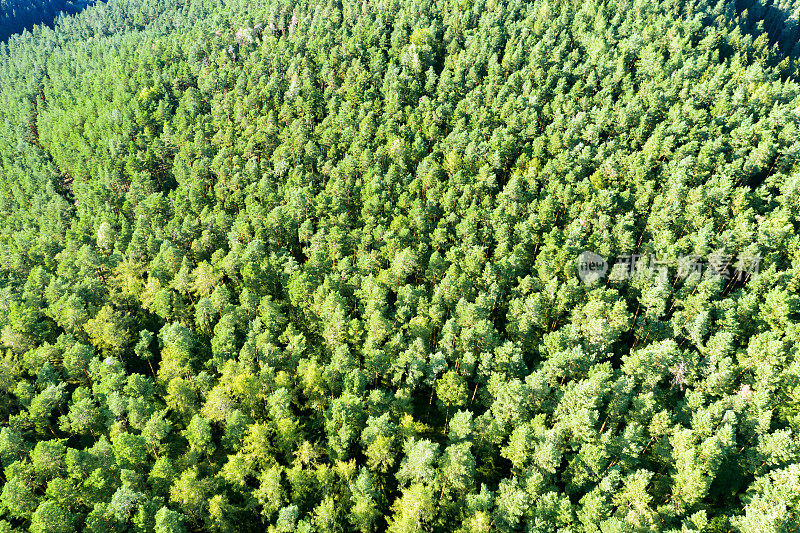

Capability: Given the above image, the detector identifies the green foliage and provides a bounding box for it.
[1,0,800,530]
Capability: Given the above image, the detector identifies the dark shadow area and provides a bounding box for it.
[0,0,101,42]
[732,0,800,58]
[679,0,800,76]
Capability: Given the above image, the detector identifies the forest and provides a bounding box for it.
[1,0,800,531]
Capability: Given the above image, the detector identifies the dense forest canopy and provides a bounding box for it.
[1,0,800,531]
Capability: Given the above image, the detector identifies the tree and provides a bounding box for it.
[113,432,148,471]
[396,438,439,487]
[155,506,187,533]
[184,414,215,457]
[83,305,132,356]
[438,441,475,496]
[31,439,67,481]
[0,473,38,520]
[361,413,397,473]
[29,500,74,533]
[109,485,143,522]
[386,484,435,533]
[435,370,468,423]
[348,468,381,533]
[169,467,212,523]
